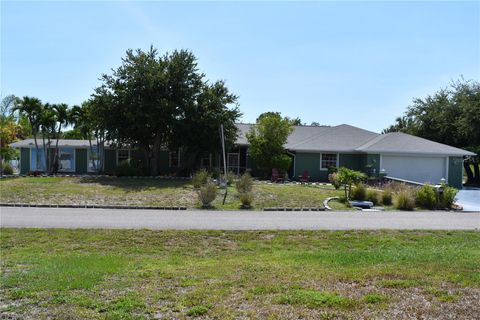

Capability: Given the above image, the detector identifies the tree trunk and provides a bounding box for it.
[32,128,40,173]
[41,132,47,173]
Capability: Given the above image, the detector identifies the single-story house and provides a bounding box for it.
[10,124,475,188]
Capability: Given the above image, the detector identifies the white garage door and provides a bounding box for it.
[381,155,446,184]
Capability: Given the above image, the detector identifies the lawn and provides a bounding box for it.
[1,229,479,319]
[0,177,347,210]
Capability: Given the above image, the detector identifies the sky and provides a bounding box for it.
[1,1,479,132]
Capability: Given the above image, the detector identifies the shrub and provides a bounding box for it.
[192,169,211,188]
[199,182,217,208]
[351,183,367,201]
[394,189,416,211]
[416,184,438,209]
[328,173,341,189]
[337,167,367,199]
[239,192,253,208]
[438,184,458,209]
[236,173,253,193]
[115,160,139,177]
[226,171,237,186]
[381,189,393,206]
[366,189,380,205]
[2,162,14,175]
[186,305,210,317]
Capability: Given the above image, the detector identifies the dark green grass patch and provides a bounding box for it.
[278,289,356,309]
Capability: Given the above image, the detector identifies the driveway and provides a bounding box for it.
[457,188,480,212]
[1,207,479,230]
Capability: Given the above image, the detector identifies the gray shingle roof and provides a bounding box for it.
[355,132,475,156]
[10,139,100,148]
[235,123,474,155]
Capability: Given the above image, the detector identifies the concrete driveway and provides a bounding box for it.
[456,188,480,212]
[1,207,479,230]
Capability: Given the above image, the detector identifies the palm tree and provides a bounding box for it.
[16,97,43,171]
[51,103,70,174]
[39,104,57,173]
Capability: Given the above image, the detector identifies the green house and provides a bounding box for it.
[11,124,474,189]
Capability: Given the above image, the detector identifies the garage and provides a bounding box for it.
[381,154,447,184]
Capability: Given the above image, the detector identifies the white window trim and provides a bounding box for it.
[58,148,76,172]
[116,149,131,166]
[169,150,180,167]
[87,147,100,173]
[320,152,339,171]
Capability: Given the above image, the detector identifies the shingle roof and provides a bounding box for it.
[355,132,476,156]
[235,124,475,155]
[10,139,100,148]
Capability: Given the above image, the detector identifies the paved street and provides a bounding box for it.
[1,207,479,230]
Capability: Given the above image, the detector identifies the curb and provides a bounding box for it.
[0,203,187,210]
[263,207,325,211]
[323,197,339,211]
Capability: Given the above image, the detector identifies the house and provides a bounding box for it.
[10,124,474,188]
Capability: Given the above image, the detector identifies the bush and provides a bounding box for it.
[115,160,139,177]
[381,189,393,206]
[351,183,367,201]
[416,184,438,209]
[328,173,341,189]
[2,162,14,175]
[226,171,237,186]
[239,192,253,208]
[199,182,217,208]
[394,189,416,211]
[438,184,458,209]
[366,189,380,205]
[192,169,211,188]
[236,173,253,193]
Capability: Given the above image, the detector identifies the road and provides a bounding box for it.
[1,207,479,230]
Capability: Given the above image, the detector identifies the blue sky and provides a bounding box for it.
[1,1,479,132]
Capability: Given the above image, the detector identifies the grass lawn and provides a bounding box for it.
[1,229,479,319]
[0,177,347,210]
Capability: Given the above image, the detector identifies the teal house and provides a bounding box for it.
[11,124,474,188]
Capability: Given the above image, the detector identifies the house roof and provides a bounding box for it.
[11,125,475,157]
[10,139,100,148]
[236,123,475,156]
[355,132,476,156]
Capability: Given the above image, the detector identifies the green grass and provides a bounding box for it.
[1,229,479,318]
[0,176,348,210]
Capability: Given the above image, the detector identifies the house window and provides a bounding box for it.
[30,148,46,171]
[117,150,130,164]
[201,154,211,168]
[59,148,75,172]
[88,147,100,172]
[320,153,337,170]
[228,153,239,174]
[169,151,180,168]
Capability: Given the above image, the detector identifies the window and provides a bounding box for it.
[320,153,337,170]
[169,151,179,167]
[31,148,46,171]
[201,154,211,168]
[59,148,75,172]
[117,150,130,164]
[228,153,239,173]
[88,147,100,172]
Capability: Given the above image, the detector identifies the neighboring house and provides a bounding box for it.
[11,123,475,188]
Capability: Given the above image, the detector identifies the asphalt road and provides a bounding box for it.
[1,207,479,230]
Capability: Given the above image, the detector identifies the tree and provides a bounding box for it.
[16,97,44,171]
[383,78,480,185]
[246,112,294,177]
[171,80,241,173]
[336,167,366,199]
[92,46,240,175]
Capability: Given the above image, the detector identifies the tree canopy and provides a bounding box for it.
[246,112,294,177]
[92,46,240,175]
